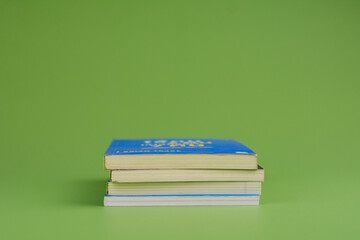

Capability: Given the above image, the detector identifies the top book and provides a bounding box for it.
[104,138,257,170]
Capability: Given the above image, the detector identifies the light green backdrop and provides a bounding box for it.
[1,0,359,239]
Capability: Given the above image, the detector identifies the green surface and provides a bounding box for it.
[1,0,359,239]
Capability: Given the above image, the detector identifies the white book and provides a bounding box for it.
[104,195,260,206]
[110,166,264,182]
[107,181,261,195]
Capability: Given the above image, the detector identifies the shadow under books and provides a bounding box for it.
[62,179,106,207]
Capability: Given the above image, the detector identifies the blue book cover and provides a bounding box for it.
[105,138,256,155]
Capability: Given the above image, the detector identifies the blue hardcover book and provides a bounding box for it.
[104,138,257,170]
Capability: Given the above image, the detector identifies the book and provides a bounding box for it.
[110,165,264,182]
[104,138,257,170]
[104,195,259,206]
[107,181,261,195]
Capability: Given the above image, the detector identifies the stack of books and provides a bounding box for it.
[103,139,264,206]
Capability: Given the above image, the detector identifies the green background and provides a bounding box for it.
[1,0,359,239]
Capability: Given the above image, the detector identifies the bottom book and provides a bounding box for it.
[104,194,259,206]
